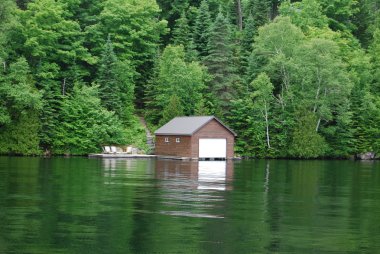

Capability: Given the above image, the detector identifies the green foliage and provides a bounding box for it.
[0,57,42,125]
[172,11,191,46]
[0,0,378,158]
[160,94,184,125]
[53,85,126,155]
[146,45,206,124]
[97,36,135,122]
[22,0,95,81]
[319,0,359,31]
[289,111,328,158]
[228,72,276,157]
[244,0,272,30]
[0,110,41,155]
[279,0,329,32]
[123,116,149,153]
[87,0,167,69]
[87,0,167,107]
[350,28,380,154]
[193,0,212,58]
[246,16,354,158]
[172,11,198,61]
[0,57,42,155]
[0,0,19,61]
[204,12,240,115]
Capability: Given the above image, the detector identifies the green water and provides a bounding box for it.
[0,157,379,253]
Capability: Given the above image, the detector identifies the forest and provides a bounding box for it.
[0,0,379,158]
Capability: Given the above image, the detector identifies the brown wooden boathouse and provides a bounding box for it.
[154,116,236,160]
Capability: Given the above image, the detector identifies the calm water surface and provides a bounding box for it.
[0,157,379,253]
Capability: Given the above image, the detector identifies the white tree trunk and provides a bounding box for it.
[264,103,271,148]
[316,117,321,132]
[62,78,66,96]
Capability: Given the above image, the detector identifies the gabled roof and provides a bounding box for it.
[154,116,237,136]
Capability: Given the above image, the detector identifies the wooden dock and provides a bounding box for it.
[88,153,195,160]
[88,153,236,161]
[88,153,157,159]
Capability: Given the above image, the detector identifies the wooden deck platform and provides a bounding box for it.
[88,153,235,160]
[88,153,195,160]
[88,153,157,159]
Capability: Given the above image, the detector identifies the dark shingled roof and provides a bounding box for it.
[154,116,236,136]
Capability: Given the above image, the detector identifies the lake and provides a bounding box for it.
[0,157,379,253]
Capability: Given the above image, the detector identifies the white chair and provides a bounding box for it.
[104,146,111,153]
[110,146,117,153]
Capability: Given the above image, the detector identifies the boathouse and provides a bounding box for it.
[154,116,236,160]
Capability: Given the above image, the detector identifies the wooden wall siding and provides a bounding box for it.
[155,135,192,157]
[192,119,235,159]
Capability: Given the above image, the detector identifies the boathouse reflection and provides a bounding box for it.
[154,159,234,218]
[155,160,234,191]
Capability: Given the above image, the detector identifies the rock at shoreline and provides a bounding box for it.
[356,152,376,160]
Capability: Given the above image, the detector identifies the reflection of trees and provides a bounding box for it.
[1,158,380,253]
[0,157,42,253]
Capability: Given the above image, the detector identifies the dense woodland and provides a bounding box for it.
[0,0,379,158]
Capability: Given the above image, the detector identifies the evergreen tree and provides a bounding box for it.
[371,28,380,94]
[242,14,256,55]
[97,36,123,115]
[86,0,168,108]
[193,0,212,58]
[156,0,191,44]
[289,111,328,158]
[96,36,135,122]
[172,11,198,60]
[146,45,206,125]
[172,11,191,46]
[355,28,380,154]
[0,57,42,155]
[244,0,272,29]
[228,73,275,158]
[160,94,184,125]
[0,110,41,155]
[53,85,126,155]
[204,12,238,115]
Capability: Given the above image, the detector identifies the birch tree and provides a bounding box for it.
[250,73,274,149]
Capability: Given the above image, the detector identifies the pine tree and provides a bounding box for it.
[289,111,328,158]
[242,14,256,55]
[97,36,123,116]
[53,85,126,155]
[0,110,41,155]
[172,11,191,46]
[245,0,271,29]
[193,0,212,58]
[96,36,135,123]
[145,45,206,125]
[172,11,198,60]
[160,94,184,125]
[204,12,237,115]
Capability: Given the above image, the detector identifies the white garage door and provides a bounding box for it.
[199,138,227,158]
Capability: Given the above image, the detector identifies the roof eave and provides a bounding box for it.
[191,116,237,137]
[155,133,193,136]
